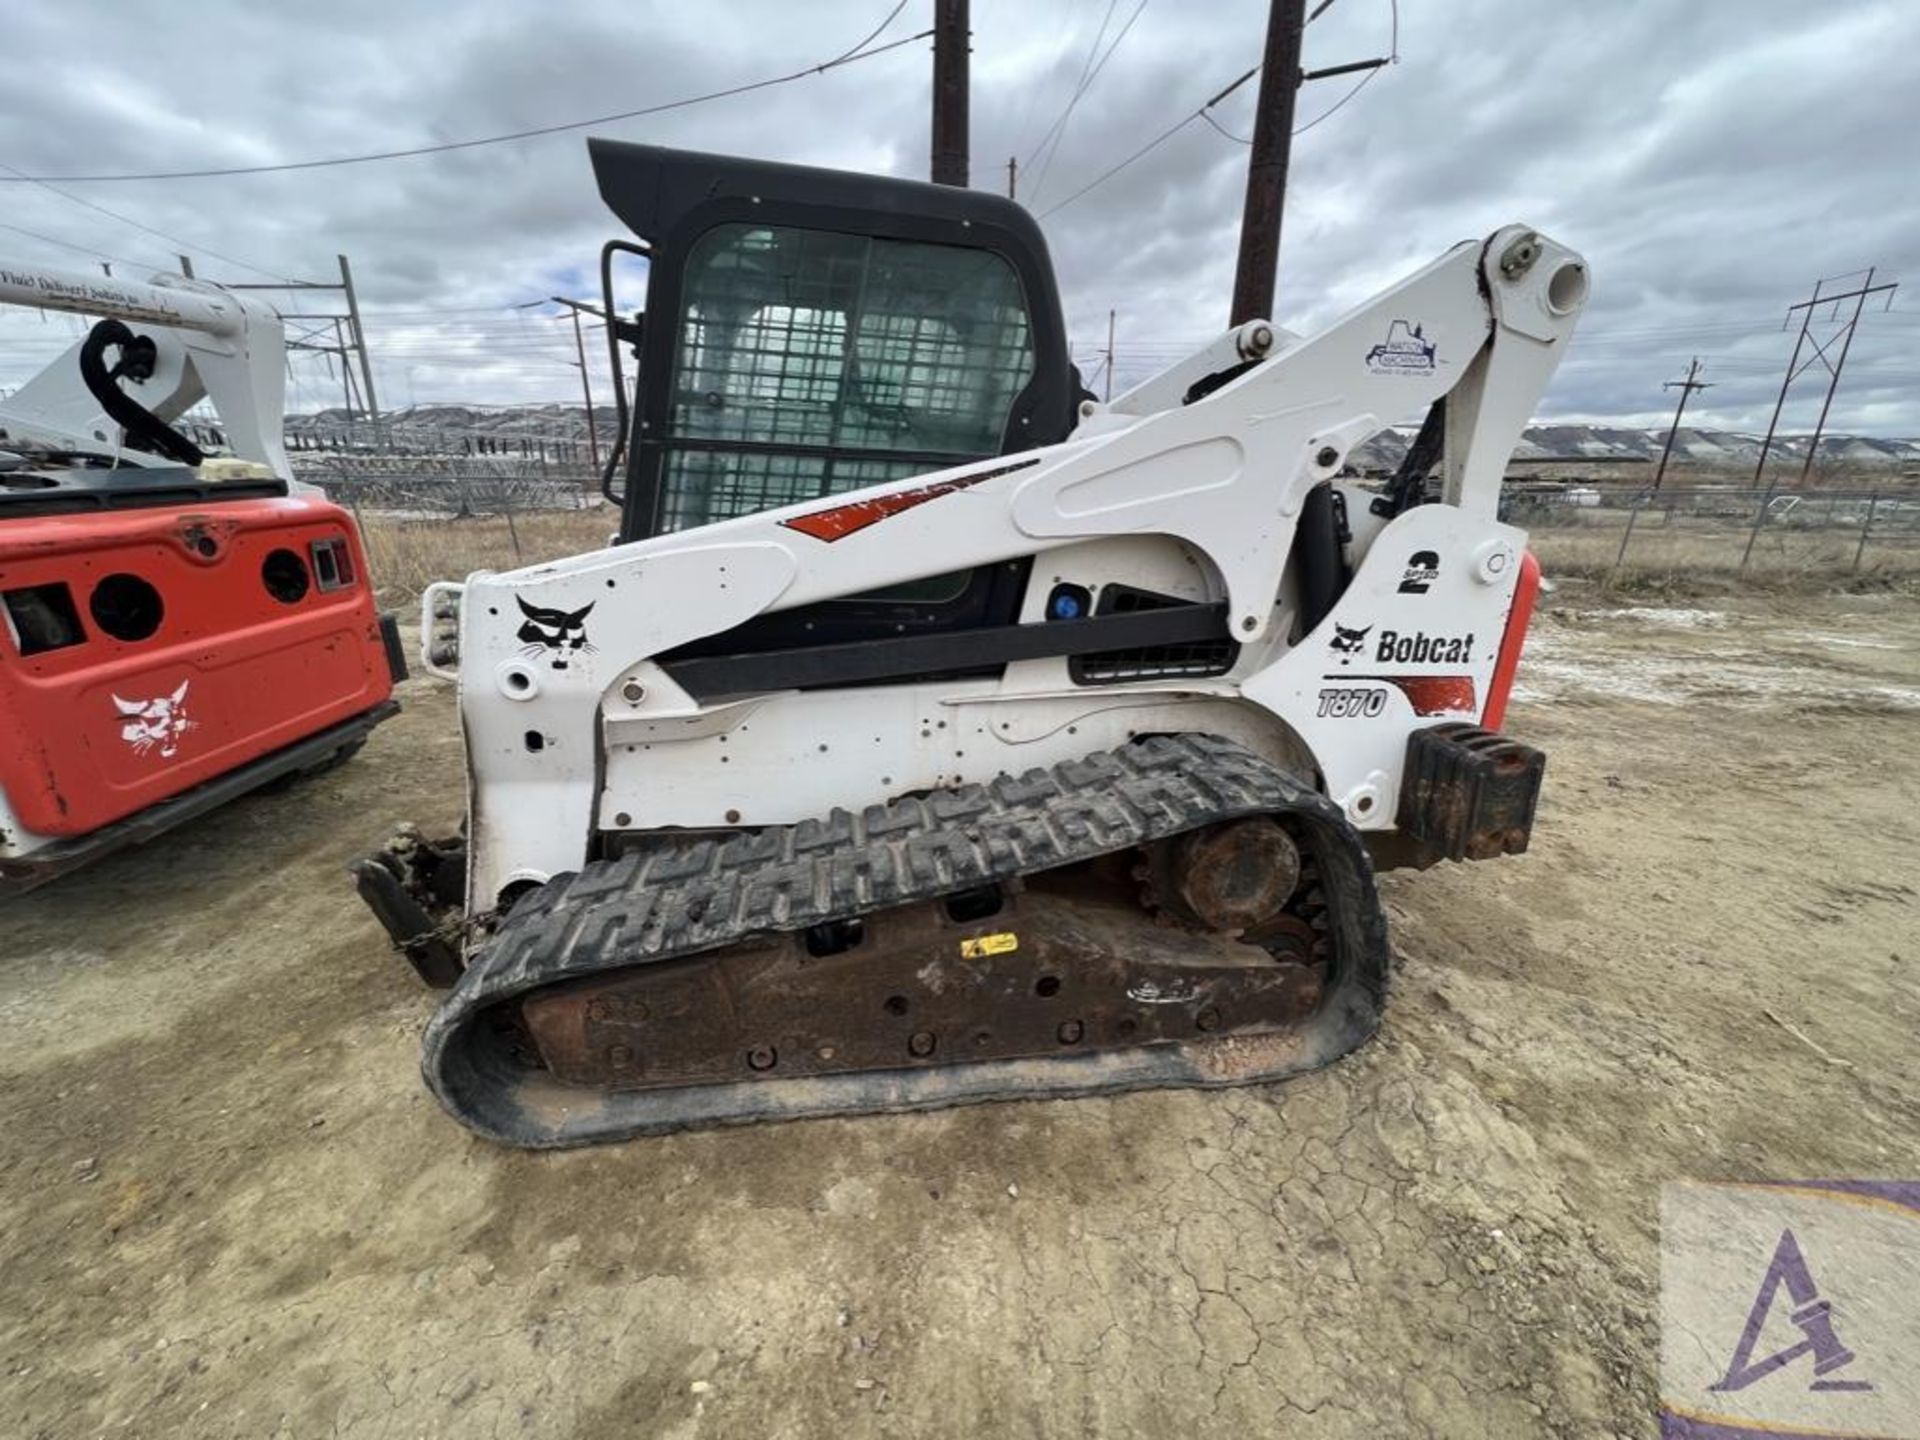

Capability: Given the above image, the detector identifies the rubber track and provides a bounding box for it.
[424,733,1389,1146]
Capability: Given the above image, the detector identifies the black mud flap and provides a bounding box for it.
[1397,722,1545,861]
[417,735,1390,1149]
[378,612,410,684]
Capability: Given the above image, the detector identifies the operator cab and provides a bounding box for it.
[591,141,1087,649]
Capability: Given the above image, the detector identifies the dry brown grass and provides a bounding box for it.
[356,505,619,600]
[1527,511,1920,592]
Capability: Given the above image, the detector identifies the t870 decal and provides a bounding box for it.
[1316,686,1389,719]
[1321,674,1479,717]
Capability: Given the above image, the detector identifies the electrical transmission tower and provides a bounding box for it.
[1742,268,1897,569]
[214,254,383,430]
[1750,269,1897,489]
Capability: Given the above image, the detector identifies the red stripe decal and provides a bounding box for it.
[1386,675,1479,717]
[1337,675,1480,716]
[778,458,1040,542]
[1481,550,1540,730]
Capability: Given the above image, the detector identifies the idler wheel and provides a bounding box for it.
[1161,818,1301,932]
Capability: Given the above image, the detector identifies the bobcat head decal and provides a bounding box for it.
[1329,622,1372,664]
[112,681,194,759]
[516,596,596,671]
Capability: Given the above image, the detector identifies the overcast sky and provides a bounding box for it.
[4,0,1918,434]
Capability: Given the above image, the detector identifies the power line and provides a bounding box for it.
[1040,0,1397,220]
[1021,0,1119,163]
[0,161,296,281]
[0,220,152,271]
[1195,0,1399,147]
[1291,60,1384,136]
[1025,0,1151,205]
[1005,0,1089,165]
[1200,110,1253,145]
[1038,65,1260,219]
[828,0,911,66]
[1,20,930,184]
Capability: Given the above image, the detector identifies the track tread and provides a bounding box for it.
[476,735,1305,990]
[424,733,1389,1146]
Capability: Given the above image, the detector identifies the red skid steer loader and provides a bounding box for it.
[0,264,403,889]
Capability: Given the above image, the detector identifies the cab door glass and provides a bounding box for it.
[660,223,1036,539]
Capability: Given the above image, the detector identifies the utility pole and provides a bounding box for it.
[332,319,356,416]
[336,253,382,427]
[1651,357,1710,492]
[1229,0,1307,326]
[931,0,970,187]
[1748,294,1816,500]
[553,300,603,472]
[1006,155,1017,199]
[1228,2,1392,327]
[1104,309,1116,402]
[177,254,195,278]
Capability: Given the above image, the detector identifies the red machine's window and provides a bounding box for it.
[310,537,356,592]
[3,583,87,655]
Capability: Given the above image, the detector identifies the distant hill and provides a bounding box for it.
[287,406,1920,471]
[1353,424,1920,472]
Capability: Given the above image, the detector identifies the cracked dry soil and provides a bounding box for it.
[3,589,1917,1439]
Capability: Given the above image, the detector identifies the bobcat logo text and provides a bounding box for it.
[1375,629,1475,665]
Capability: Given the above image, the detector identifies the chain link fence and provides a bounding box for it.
[296,453,603,521]
[294,453,613,592]
[1508,484,1920,582]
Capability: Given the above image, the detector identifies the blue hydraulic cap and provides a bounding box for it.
[1045,582,1094,621]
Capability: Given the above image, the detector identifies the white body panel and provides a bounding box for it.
[0,262,291,477]
[444,228,1588,908]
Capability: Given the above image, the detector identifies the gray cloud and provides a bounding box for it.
[4,0,1917,432]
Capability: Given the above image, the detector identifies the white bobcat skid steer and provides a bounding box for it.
[354,142,1584,1148]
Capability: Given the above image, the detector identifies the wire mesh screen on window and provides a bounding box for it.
[660,224,1035,532]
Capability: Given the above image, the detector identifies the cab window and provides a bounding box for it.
[659,223,1036,533]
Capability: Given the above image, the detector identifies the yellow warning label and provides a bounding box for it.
[960,932,1019,959]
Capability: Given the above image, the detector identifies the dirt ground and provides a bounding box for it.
[4,585,1918,1439]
